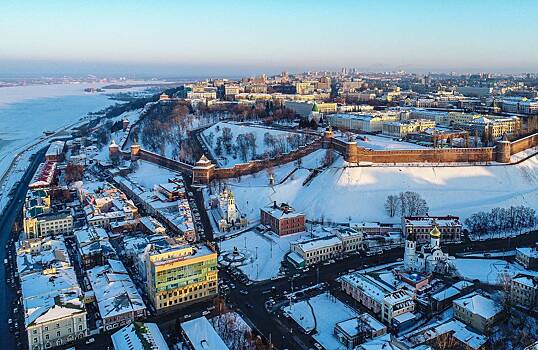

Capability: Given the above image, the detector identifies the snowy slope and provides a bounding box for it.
[228,154,538,224]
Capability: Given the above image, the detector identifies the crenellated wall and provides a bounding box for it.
[126,130,538,185]
[328,133,538,164]
[212,140,321,180]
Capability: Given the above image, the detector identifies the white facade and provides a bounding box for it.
[403,226,452,274]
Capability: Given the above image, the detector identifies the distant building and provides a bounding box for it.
[284,100,315,118]
[516,247,538,270]
[402,216,462,244]
[45,141,66,162]
[456,86,493,98]
[260,202,305,236]
[382,119,436,138]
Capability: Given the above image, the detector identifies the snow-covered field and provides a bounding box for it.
[201,122,312,167]
[354,134,427,150]
[219,229,312,281]
[283,292,359,350]
[453,258,538,285]
[126,160,180,189]
[227,152,538,224]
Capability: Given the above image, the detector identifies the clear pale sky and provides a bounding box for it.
[1,0,538,77]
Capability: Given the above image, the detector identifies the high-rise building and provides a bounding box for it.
[144,244,218,313]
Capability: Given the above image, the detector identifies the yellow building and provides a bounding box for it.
[314,102,338,114]
[382,119,436,138]
[145,244,218,312]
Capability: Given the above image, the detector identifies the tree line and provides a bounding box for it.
[464,206,537,237]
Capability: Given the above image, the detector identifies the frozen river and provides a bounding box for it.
[0,83,141,180]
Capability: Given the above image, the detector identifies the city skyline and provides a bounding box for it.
[2,0,538,77]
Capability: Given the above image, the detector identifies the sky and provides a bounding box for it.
[1,0,538,77]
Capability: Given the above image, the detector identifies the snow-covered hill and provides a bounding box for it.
[227,152,538,224]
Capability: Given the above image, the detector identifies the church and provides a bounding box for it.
[216,186,248,232]
[403,223,454,274]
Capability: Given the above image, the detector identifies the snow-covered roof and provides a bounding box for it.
[336,313,385,337]
[431,286,461,302]
[181,317,230,350]
[392,312,416,324]
[453,292,501,320]
[512,275,537,288]
[21,267,84,326]
[45,140,65,157]
[261,203,304,220]
[384,289,413,306]
[403,216,461,227]
[112,322,169,350]
[400,319,487,350]
[295,236,342,253]
[339,273,392,303]
[86,260,146,320]
[359,334,398,350]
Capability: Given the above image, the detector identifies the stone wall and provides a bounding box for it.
[511,133,538,155]
[330,138,495,163]
[212,140,322,180]
[137,149,194,173]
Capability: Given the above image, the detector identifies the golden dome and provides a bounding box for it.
[430,226,441,238]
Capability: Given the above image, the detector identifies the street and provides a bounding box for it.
[0,147,48,350]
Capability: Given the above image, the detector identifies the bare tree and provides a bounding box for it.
[385,195,399,217]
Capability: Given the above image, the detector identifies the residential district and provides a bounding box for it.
[3,70,538,350]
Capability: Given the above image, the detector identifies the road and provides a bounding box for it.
[220,248,402,350]
[0,147,47,350]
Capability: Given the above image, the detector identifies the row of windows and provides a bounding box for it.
[32,324,84,343]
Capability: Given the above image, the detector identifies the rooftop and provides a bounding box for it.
[453,292,501,319]
[181,317,230,350]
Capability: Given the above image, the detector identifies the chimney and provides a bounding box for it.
[273,201,277,209]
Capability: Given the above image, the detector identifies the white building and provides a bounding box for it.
[403,226,453,274]
[291,236,343,266]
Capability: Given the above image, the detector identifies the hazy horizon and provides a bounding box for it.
[2,0,538,77]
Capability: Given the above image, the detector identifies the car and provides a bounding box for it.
[202,310,211,316]
[85,338,95,345]
[239,290,248,295]
[246,303,254,309]
[183,314,192,319]
[313,343,323,350]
